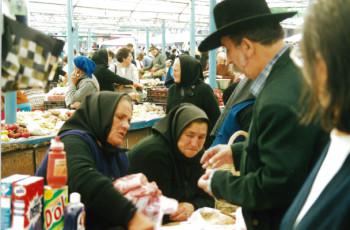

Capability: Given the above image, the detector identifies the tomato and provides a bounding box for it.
[7,124,19,131]
[21,132,31,138]
[12,133,21,138]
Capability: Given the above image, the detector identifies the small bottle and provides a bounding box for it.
[47,136,67,188]
[64,192,86,230]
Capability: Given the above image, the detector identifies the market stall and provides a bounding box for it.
[1,103,165,177]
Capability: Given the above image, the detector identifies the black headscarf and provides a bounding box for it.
[153,103,209,163]
[91,49,109,68]
[177,55,204,87]
[59,92,132,181]
[59,91,130,149]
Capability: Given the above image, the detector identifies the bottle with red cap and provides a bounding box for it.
[47,136,67,188]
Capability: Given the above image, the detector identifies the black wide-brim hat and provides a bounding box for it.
[198,0,297,52]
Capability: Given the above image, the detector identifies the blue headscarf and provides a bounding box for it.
[74,56,96,77]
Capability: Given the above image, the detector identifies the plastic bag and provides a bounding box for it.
[114,173,178,226]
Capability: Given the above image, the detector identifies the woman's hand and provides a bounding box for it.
[169,202,194,222]
[133,82,143,90]
[128,211,155,230]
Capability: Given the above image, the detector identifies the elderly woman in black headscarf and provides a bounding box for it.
[166,55,220,138]
[65,56,100,109]
[128,103,215,223]
[58,92,154,230]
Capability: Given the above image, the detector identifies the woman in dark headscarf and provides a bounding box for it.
[65,56,100,109]
[91,49,142,91]
[59,92,153,230]
[166,55,220,139]
[128,103,214,223]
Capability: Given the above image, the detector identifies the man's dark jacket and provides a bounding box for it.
[210,49,327,230]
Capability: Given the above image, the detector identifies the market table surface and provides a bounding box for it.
[1,117,161,177]
[2,117,161,146]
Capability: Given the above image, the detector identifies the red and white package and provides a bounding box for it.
[114,173,178,225]
[113,173,148,194]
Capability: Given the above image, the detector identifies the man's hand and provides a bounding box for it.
[169,202,195,222]
[198,170,214,196]
[200,144,233,169]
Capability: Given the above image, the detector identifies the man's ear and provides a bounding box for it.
[241,38,254,59]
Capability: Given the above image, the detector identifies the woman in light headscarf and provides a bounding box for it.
[128,103,214,223]
[65,56,100,109]
[166,55,220,145]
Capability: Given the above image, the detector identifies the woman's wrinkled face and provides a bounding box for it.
[177,121,208,158]
[173,58,181,83]
[107,98,132,146]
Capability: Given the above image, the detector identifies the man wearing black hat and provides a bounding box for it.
[198,0,327,229]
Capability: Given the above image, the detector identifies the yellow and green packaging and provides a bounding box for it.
[43,185,68,230]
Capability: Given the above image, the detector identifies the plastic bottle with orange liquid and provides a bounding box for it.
[46,136,67,188]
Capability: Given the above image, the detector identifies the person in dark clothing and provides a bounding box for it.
[166,55,220,138]
[211,78,254,141]
[126,43,137,66]
[164,59,174,88]
[210,78,255,147]
[281,0,350,229]
[91,49,142,91]
[58,92,154,230]
[222,82,238,105]
[197,0,328,229]
[128,103,214,223]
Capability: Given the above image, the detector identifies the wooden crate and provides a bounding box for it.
[2,149,35,177]
[147,87,168,103]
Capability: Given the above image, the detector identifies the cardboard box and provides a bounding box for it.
[11,176,44,230]
[43,186,68,230]
[1,174,30,230]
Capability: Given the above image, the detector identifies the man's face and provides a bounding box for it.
[127,46,134,52]
[221,36,261,79]
[151,49,158,57]
[220,36,247,76]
